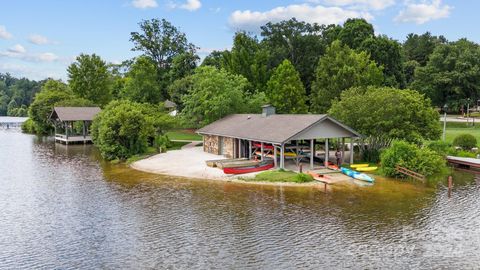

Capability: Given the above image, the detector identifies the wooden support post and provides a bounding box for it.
[341,138,345,164]
[260,142,264,161]
[248,141,252,159]
[299,164,303,173]
[350,137,354,164]
[324,138,329,167]
[273,145,277,168]
[448,176,453,198]
[310,139,314,169]
[83,121,86,139]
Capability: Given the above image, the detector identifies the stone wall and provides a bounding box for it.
[223,137,235,158]
[203,135,220,155]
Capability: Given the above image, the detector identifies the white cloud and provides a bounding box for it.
[229,4,373,32]
[132,0,158,9]
[8,44,26,54]
[28,34,55,45]
[395,0,452,24]
[180,0,201,11]
[0,25,13,39]
[321,0,396,10]
[37,52,59,62]
[0,63,63,80]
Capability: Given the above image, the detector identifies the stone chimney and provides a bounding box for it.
[261,104,276,117]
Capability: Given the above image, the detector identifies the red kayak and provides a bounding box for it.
[223,163,274,174]
[253,142,274,150]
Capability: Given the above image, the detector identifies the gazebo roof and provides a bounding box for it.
[50,107,101,122]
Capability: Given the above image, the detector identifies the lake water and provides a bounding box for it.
[1,129,479,269]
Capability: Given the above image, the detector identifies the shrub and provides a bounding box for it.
[455,150,476,158]
[21,118,36,134]
[294,173,314,183]
[453,134,477,150]
[381,140,446,178]
[426,141,453,156]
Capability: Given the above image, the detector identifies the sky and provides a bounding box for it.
[0,0,478,81]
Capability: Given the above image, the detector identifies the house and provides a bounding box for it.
[197,105,361,169]
[49,107,101,144]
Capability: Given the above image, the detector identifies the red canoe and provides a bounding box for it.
[223,163,274,175]
[253,142,274,150]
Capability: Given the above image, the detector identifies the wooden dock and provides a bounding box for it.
[447,156,480,169]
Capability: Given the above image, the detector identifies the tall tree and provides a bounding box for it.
[130,18,197,99]
[359,35,406,88]
[411,39,480,108]
[310,40,383,113]
[266,60,308,113]
[260,18,325,95]
[121,56,162,103]
[67,54,112,106]
[403,32,447,66]
[338,18,374,49]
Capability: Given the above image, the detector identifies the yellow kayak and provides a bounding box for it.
[356,166,378,172]
[350,164,369,168]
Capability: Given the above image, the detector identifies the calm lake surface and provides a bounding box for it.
[1,128,480,269]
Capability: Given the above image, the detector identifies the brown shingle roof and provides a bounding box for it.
[50,107,101,121]
[197,114,359,144]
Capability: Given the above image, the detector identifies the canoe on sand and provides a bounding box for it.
[356,166,378,172]
[340,167,374,183]
[223,162,274,174]
[350,164,369,168]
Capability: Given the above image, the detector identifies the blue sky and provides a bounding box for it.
[0,0,477,80]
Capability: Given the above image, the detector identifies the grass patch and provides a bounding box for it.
[126,147,158,164]
[168,141,190,150]
[245,170,314,183]
[166,130,202,141]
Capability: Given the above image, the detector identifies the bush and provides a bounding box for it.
[455,150,477,158]
[21,118,36,134]
[91,100,173,161]
[453,134,477,150]
[381,140,446,178]
[294,173,314,183]
[426,141,453,156]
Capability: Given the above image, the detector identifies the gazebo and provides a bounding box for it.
[197,105,361,169]
[49,107,101,144]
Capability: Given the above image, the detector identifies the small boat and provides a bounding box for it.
[307,171,331,182]
[340,167,374,183]
[223,162,274,174]
[350,164,369,168]
[253,142,274,150]
[356,166,378,172]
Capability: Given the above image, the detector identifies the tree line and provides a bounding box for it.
[22,17,477,161]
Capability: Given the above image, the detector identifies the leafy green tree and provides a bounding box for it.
[121,56,162,103]
[181,66,266,127]
[403,32,447,66]
[201,50,227,69]
[260,18,326,94]
[359,35,406,88]
[310,40,383,113]
[411,39,480,107]
[403,60,420,86]
[329,86,441,161]
[167,76,193,112]
[168,52,198,83]
[130,18,197,99]
[28,80,75,134]
[266,60,308,113]
[338,18,374,49]
[91,100,173,160]
[67,54,112,106]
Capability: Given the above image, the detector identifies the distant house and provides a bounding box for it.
[197,105,360,169]
[49,107,101,144]
[164,100,177,116]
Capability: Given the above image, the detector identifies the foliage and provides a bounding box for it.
[338,18,374,49]
[181,66,266,127]
[130,18,197,100]
[67,54,112,106]
[403,32,447,66]
[21,118,36,134]
[91,100,173,160]
[251,170,314,183]
[452,134,477,150]
[411,39,480,107]
[359,35,405,88]
[454,150,477,158]
[0,73,42,116]
[266,59,308,113]
[121,56,162,103]
[260,18,325,94]
[311,40,383,113]
[154,134,171,153]
[380,141,446,178]
[165,130,202,141]
[27,80,75,134]
[167,75,193,112]
[426,141,453,156]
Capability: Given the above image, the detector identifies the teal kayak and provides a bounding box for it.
[341,167,374,183]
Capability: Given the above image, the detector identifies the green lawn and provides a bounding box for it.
[244,170,314,183]
[444,122,480,144]
[166,130,202,141]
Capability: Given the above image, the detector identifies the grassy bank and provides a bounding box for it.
[243,170,314,183]
[166,130,202,141]
[125,141,190,164]
[444,122,480,144]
